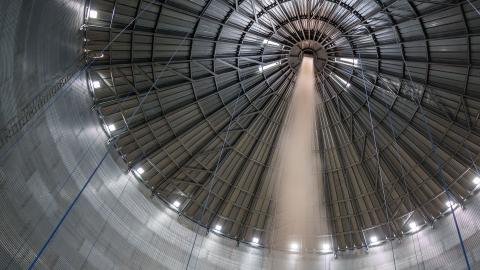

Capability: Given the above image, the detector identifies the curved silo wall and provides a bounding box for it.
[0,1,480,270]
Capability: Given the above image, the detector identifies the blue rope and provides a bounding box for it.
[24,1,187,267]
[27,150,109,270]
[356,52,397,270]
[0,0,152,163]
[377,75,424,270]
[392,29,471,270]
[467,0,480,16]
[4,133,102,269]
[61,30,190,269]
[185,69,245,270]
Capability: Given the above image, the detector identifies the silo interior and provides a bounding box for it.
[2,0,480,269]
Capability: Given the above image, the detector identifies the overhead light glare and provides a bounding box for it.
[214,224,222,231]
[107,124,116,132]
[473,176,480,185]
[446,201,457,208]
[263,39,280,47]
[92,53,104,59]
[259,61,280,72]
[290,242,299,251]
[409,222,418,231]
[370,236,378,243]
[321,243,330,251]
[335,57,359,67]
[252,237,259,244]
[136,167,145,175]
[333,74,350,88]
[173,200,181,208]
[92,80,101,89]
[89,9,98,19]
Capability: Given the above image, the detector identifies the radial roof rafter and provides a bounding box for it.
[84,0,480,251]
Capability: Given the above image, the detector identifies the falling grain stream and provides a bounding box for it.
[269,56,330,251]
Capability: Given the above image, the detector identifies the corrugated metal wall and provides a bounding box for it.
[0,1,480,269]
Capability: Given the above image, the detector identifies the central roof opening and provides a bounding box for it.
[303,49,314,56]
[288,40,329,74]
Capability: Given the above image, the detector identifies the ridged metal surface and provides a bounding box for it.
[0,0,85,135]
[85,0,480,251]
[0,70,479,269]
[0,54,85,150]
[2,0,480,269]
